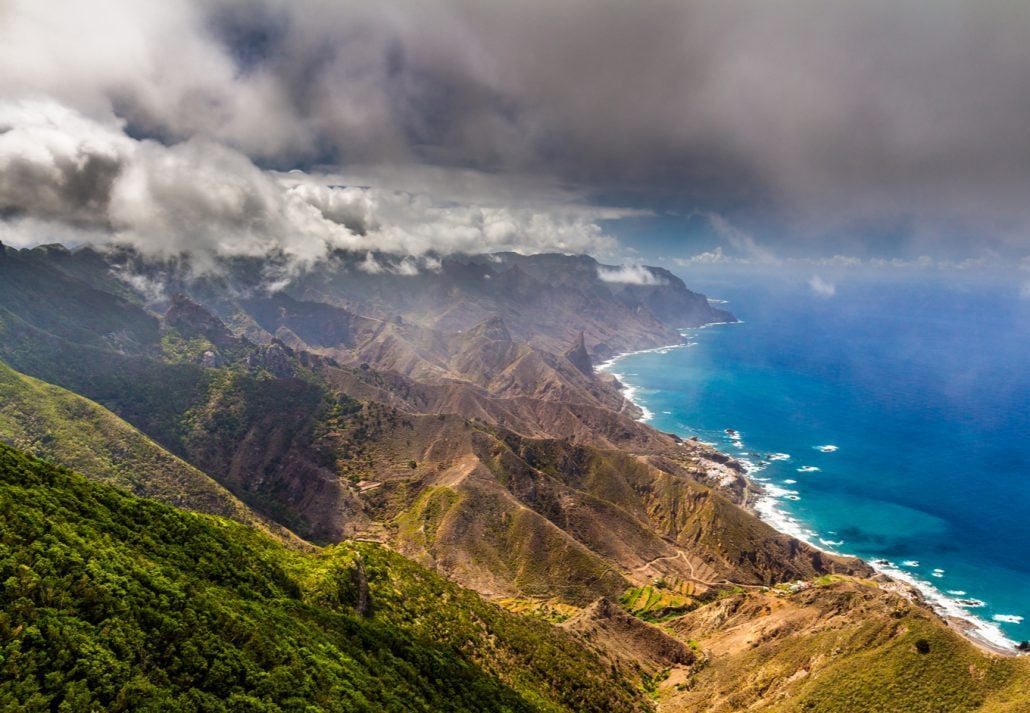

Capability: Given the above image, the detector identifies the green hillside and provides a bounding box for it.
[0,359,271,529]
[0,443,645,712]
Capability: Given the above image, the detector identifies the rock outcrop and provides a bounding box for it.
[563,331,593,376]
[164,293,239,348]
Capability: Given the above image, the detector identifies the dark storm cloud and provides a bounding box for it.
[0,102,127,229]
[2,0,1029,260]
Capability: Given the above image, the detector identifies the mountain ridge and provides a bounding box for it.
[3,241,1023,711]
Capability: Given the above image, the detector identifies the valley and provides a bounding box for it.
[1,241,1026,711]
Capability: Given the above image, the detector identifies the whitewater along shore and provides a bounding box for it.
[597,334,1022,659]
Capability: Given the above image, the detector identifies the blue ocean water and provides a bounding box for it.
[604,272,1030,648]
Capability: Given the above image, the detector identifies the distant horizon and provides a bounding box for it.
[3,1,1029,275]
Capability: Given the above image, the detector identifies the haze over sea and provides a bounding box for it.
[604,271,1030,648]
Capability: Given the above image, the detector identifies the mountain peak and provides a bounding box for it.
[468,315,512,342]
[563,330,593,376]
[164,293,236,347]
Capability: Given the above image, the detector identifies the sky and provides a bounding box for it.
[2,0,1030,276]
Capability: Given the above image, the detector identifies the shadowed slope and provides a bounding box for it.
[0,359,292,539]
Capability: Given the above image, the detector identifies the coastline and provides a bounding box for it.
[596,325,1021,659]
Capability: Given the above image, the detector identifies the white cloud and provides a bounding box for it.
[112,269,168,303]
[3,0,1030,261]
[0,98,627,272]
[707,214,782,266]
[355,252,441,277]
[0,99,130,228]
[819,255,864,268]
[868,256,935,270]
[394,256,420,276]
[808,275,836,298]
[673,246,738,266]
[597,264,667,286]
[357,252,386,274]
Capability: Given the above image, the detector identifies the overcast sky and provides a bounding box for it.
[2,0,1030,272]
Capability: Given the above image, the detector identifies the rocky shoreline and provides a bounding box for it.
[597,335,1022,659]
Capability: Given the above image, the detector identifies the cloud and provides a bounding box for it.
[0,98,625,270]
[355,252,443,277]
[706,214,782,265]
[674,247,733,266]
[667,248,1024,274]
[357,252,386,274]
[808,275,836,298]
[3,1,1030,259]
[597,264,668,286]
[0,100,130,228]
[394,256,420,276]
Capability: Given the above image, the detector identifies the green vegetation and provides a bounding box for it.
[0,443,645,711]
[160,329,220,365]
[620,582,697,622]
[495,599,578,624]
[0,248,160,351]
[781,615,1028,712]
[0,298,347,538]
[665,581,1030,712]
[0,359,265,528]
[0,304,213,451]
[394,486,462,550]
[813,574,844,586]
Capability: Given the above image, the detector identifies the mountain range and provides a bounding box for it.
[1,240,1026,711]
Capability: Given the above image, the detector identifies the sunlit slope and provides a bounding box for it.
[0,443,645,712]
[658,578,1030,712]
[0,359,275,532]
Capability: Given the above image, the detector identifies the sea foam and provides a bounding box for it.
[597,325,1021,655]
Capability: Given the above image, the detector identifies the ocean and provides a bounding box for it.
[601,270,1030,650]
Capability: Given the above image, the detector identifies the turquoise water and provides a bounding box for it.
[603,273,1030,648]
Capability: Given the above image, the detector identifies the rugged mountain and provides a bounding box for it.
[0,443,645,712]
[563,597,695,675]
[5,241,1020,712]
[325,408,869,604]
[0,301,359,540]
[81,245,733,357]
[286,251,736,357]
[0,243,160,354]
[322,363,662,450]
[0,242,860,592]
[563,330,593,376]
